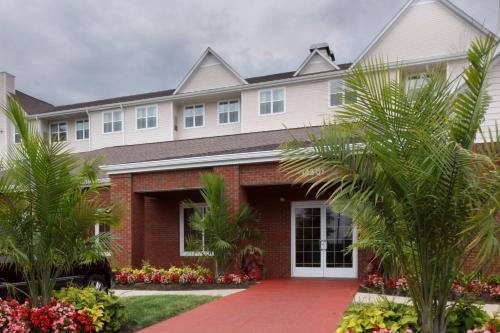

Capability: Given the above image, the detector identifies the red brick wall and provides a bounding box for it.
[142,190,206,268]
[133,168,211,192]
[240,162,293,186]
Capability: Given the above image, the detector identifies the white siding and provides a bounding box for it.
[364,0,484,63]
[481,59,500,141]
[298,54,335,75]
[122,102,173,145]
[241,79,333,133]
[174,101,240,140]
[0,73,15,156]
[178,54,244,94]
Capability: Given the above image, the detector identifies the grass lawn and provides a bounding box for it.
[122,295,219,330]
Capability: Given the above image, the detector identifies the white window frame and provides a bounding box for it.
[183,104,205,129]
[328,79,357,107]
[94,223,111,257]
[49,121,68,143]
[179,203,212,256]
[13,127,21,144]
[217,99,240,125]
[102,110,123,134]
[135,105,158,130]
[405,72,429,97]
[75,119,90,141]
[258,87,286,116]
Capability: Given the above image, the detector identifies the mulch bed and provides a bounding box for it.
[114,281,255,291]
[358,286,499,304]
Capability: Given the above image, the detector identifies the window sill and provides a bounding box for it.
[180,251,214,257]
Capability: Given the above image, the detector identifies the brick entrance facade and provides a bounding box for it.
[108,162,366,279]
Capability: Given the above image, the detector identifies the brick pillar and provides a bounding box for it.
[110,174,145,268]
[213,165,246,213]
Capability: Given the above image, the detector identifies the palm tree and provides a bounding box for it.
[281,36,500,333]
[0,97,118,307]
[184,172,260,277]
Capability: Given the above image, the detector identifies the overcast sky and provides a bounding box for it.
[0,0,498,106]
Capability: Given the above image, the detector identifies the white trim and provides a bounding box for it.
[135,104,159,130]
[291,201,357,278]
[217,99,240,125]
[258,87,286,116]
[13,126,21,144]
[102,110,124,134]
[350,0,495,68]
[294,49,340,77]
[183,104,205,129]
[75,118,90,141]
[179,203,211,257]
[101,150,281,175]
[174,47,248,94]
[49,121,68,143]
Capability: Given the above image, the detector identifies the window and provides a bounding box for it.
[136,105,158,129]
[218,100,240,124]
[103,111,123,133]
[95,223,111,236]
[180,204,209,256]
[259,88,285,115]
[75,119,89,140]
[329,79,356,107]
[14,128,21,144]
[94,223,111,256]
[406,73,429,97]
[50,122,67,142]
[184,104,204,128]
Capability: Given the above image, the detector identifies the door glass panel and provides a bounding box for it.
[295,207,321,268]
[325,208,353,268]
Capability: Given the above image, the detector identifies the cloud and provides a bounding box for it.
[0,0,497,105]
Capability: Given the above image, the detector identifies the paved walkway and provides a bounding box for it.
[113,288,245,297]
[138,278,358,333]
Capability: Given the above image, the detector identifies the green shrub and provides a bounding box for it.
[336,301,419,333]
[446,301,490,333]
[54,286,128,332]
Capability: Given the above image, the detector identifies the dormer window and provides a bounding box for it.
[406,73,429,97]
[329,79,356,107]
[218,100,240,124]
[50,122,67,142]
[184,104,204,128]
[259,88,285,115]
[103,111,123,133]
[76,119,89,140]
[14,128,21,144]
[136,105,158,129]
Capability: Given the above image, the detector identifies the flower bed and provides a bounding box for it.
[360,272,500,303]
[0,298,94,333]
[114,265,255,290]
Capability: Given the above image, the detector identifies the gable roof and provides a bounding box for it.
[173,47,248,94]
[294,49,340,76]
[351,0,496,67]
[14,90,54,115]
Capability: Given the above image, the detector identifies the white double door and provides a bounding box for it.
[291,202,357,278]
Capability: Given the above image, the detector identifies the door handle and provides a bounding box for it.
[320,240,327,251]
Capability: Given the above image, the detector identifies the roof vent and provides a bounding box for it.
[309,42,335,62]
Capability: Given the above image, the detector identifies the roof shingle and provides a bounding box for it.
[80,126,320,167]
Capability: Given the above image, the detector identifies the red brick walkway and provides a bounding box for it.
[138,279,358,333]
